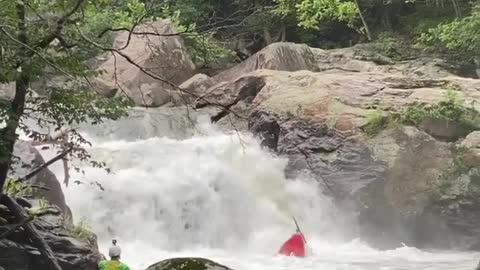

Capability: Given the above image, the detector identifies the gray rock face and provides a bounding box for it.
[10,141,72,221]
[0,200,101,270]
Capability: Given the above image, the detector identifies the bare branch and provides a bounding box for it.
[35,0,86,49]
[0,27,75,80]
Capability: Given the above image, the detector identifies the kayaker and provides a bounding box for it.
[278,228,307,257]
[98,239,131,270]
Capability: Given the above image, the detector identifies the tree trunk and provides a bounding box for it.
[0,1,30,194]
[354,0,372,41]
[450,0,461,18]
[263,27,273,45]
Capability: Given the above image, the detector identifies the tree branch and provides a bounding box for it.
[97,28,192,38]
[19,146,74,182]
[35,0,86,49]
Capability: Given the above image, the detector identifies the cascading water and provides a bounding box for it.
[37,107,479,270]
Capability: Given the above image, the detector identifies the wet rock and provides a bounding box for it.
[146,257,234,270]
[247,111,280,151]
[0,200,101,270]
[10,141,72,221]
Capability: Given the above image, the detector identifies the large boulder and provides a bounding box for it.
[9,141,72,221]
[197,63,480,249]
[94,20,196,107]
[0,199,102,270]
[146,257,233,270]
[213,42,319,83]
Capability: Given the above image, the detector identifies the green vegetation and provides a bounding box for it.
[418,5,480,61]
[0,0,144,195]
[363,110,387,137]
[4,179,34,197]
[362,89,480,137]
[432,146,480,204]
[144,0,480,62]
[67,217,93,240]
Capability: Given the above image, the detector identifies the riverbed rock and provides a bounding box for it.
[0,198,102,270]
[206,42,465,86]
[94,19,196,107]
[213,42,319,83]
[146,257,234,270]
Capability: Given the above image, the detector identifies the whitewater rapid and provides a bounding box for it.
[37,108,478,270]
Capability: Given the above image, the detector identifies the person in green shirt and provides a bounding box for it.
[98,240,131,270]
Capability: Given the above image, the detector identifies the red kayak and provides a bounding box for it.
[278,232,306,257]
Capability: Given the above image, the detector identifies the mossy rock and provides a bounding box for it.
[145,257,234,270]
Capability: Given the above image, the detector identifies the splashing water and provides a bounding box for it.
[36,108,478,270]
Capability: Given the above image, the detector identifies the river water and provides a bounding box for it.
[37,107,479,270]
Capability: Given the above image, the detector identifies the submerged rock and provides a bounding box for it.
[146,257,234,270]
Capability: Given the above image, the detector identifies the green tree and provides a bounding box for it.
[418,4,480,60]
[274,0,371,40]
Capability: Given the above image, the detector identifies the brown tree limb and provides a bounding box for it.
[97,28,192,38]
[0,195,62,270]
[19,145,74,182]
[34,0,86,49]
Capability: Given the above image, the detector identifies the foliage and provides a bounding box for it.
[362,89,480,137]
[362,109,387,137]
[28,199,51,217]
[431,146,480,204]
[401,89,480,133]
[4,179,33,197]
[274,0,359,30]
[0,0,154,192]
[163,8,236,67]
[417,5,480,60]
[68,217,93,240]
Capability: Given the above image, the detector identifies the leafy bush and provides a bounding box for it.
[164,8,236,68]
[4,179,33,197]
[417,5,480,60]
[362,89,480,137]
[68,218,93,240]
[362,110,387,137]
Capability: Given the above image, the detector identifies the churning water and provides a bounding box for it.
[37,107,479,270]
